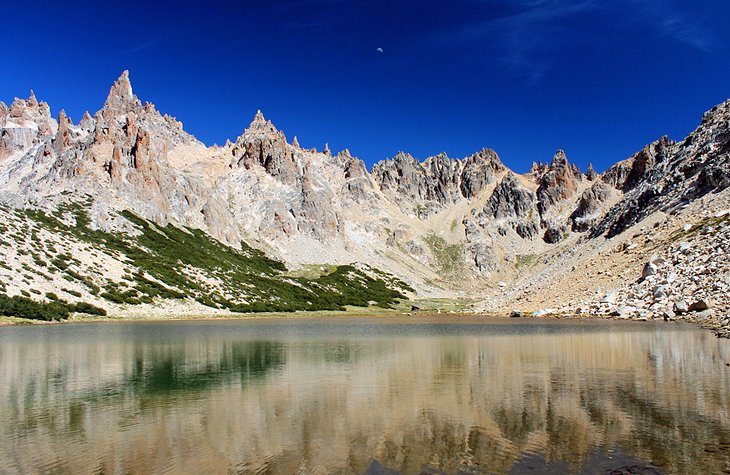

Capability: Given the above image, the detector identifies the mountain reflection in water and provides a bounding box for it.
[0,318,729,474]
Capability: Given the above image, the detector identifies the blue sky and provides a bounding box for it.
[3,1,729,172]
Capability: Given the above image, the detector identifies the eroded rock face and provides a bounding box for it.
[570,181,612,232]
[602,136,673,192]
[0,91,56,163]
[338,151,378,204]
[423,153,463,204]
[477,173,540,239]
[372,148,505,217]
[594,100,730,238]
[372,152,431,204]
[536,150,581,218]
[460,148,504,198]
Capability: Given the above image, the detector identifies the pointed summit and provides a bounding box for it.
[551,149,568,167]
[292,136,300,148]
[28,90,38,107]
[252,109,266,124]
[240,109,285,143]
[244,110,275,132]
[586,163,598,181]
[103,70,140,113]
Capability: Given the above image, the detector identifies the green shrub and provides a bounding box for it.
[0,293,69,321]
[71,302,107,316]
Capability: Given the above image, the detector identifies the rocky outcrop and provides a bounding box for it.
[459,148,504,198]
[372,148,505,217]
[593,101,730,238]
[570,181,612,232]
[477,173,540,239]
[232,111,297,184]
[586,163,598,181]
[543,222,568,244]
[601,136,673,192]
[0,91,56,163]
[536,150,581,218]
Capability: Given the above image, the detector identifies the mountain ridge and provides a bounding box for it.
[1,72,728,324]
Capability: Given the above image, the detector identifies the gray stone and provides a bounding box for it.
[642,262,658,279]
[673,299,689,314]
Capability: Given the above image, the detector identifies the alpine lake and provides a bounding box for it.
[1,316,729,474]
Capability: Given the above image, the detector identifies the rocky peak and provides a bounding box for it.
[551,149,568,167]
[372,151,426,199]
[103,71,142,116]
[586,163,597,181]
[536,149,581,217]
[593,101,728,239]
[240,110,286,144]
[460,148,504,198]
[53,109,72,153]
[602,136,673,192]
[27,90,38,108]
[79,111,94,131]
[231,111,295,182]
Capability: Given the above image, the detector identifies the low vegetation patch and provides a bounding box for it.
[0,293,106,321]
[423,233,465,275]
[21,201,411,313]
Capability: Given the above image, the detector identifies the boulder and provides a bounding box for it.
[642,262,658,279]
[688,299,710,312]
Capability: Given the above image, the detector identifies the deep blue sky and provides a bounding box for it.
[3,1,729,172]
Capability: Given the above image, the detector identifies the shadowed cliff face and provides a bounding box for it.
[1,320,728,474]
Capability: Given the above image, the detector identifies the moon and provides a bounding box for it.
[377,48,383,53]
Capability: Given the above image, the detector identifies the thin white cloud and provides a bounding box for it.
[628,0,713,51]
[434,0,714,83]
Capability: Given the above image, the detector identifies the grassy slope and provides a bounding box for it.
[8,199,413,314]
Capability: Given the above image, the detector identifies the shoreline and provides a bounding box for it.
[0,309,718,336]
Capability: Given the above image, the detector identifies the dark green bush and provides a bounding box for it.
[71,302,107,316]
[0,293,69,321]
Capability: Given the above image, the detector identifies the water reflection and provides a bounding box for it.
[0,319,729,474]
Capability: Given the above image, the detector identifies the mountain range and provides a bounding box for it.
[0,71,728,319]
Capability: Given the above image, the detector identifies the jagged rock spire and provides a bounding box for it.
[586,163,598,181]
[551,149,568,167]
[240,109,285,143]
[103,70,140,113]
[251,109,266,127]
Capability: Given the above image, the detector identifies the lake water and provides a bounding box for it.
[1,317,729,474]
